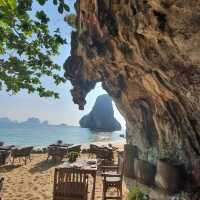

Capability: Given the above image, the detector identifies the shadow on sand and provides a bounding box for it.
[29,159,60,174]
[0,164,22,173]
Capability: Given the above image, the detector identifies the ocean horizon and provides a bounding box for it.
[0,126,126,148]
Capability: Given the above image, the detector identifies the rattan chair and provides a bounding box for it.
[53,168,88,200]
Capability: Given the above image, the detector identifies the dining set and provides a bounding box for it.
[53,146,123,200]
[47,143,82,162]
[0,142,33,165]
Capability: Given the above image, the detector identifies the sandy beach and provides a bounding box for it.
[0,140,130,200]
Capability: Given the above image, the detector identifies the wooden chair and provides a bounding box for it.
[101,154,124,200]
[47,146,68,162]
[11,146,33,165]
[88,144,99,158]
[0,150,10,166]
[0,177,4,200]
[67,145,82,155]
[53,168,88,200]
[96,147,114,161]
[96,147,114,169]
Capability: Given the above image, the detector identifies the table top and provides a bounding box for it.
[0,145,15,151]
[57,159,97,172]
[49,143,72,148]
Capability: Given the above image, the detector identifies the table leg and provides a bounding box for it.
[92,172,96,200]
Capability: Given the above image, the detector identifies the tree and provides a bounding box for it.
[0,0,72,98]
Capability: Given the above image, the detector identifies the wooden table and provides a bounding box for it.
[57,159,97,200]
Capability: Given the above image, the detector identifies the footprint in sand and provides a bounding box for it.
[33,186,38,191]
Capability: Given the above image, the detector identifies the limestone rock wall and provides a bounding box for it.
[64,0,200,165]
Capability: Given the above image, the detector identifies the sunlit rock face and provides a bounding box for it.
[64,0,200,165]
[79,94,121,131]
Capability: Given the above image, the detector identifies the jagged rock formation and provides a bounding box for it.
[64,0,200,170]
[79,94,121,131]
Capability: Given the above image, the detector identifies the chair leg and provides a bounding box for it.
[103,184,106,200]
[119,185,122,200]
[12,157,14,165]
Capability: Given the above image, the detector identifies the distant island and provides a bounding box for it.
[80,94,121,132]
[0,117,68,129]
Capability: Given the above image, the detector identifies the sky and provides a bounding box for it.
[0,0,126,128]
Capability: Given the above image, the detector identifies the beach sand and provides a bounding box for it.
[0,140,130,200]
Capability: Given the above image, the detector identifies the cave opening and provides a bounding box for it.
[81,82,126,137]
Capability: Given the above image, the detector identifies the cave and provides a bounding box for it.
[64,0,200,194]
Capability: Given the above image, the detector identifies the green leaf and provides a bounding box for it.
[0,0,16,10]
[0,21,7,29]
[36,10,49,23]
[8,0,16,10]
[37,0,47,6]
[53,0,57,5]
[63,4,69,12]
[58,4,63,14]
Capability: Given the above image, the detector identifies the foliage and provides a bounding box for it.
[68,151,79,163]
[64,13,76,29]
[128,187,149,200]
[0,0,71,98]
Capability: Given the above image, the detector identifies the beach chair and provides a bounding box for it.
[53,168,88,200]
[11,146,33,165]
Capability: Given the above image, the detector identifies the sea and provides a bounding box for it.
[0,126,126,148]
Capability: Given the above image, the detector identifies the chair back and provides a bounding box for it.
[67,145,81,154]
[53,168,88,200]
[48,146,68,157]
[96,147,113,161]
[0,150,10,165]
[11,146,33,157]
[89,144,99,155]
[23,146,33,156]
